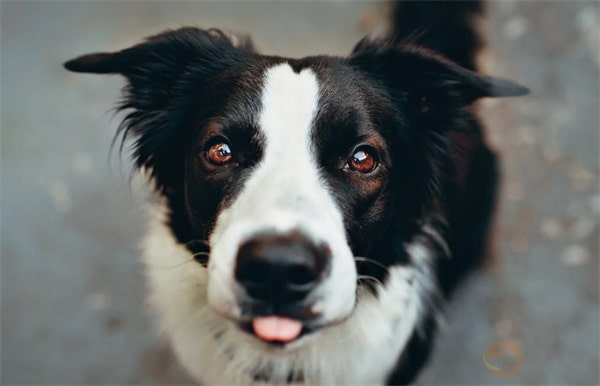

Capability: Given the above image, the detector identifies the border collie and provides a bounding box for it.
[64,1,527,384]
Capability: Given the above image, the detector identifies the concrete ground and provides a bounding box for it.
[1,1,598,384]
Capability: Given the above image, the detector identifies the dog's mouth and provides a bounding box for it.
[239,316,313,345]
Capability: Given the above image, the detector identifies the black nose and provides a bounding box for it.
[235,232,329,306]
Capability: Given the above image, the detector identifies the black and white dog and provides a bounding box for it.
[65,1,527,384]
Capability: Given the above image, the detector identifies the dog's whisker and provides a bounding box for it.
[356,274,383,286]
[185,239,210,245]
[353,256,389,273]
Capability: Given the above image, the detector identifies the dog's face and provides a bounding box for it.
[190,61,399,342]
[65,28,527,349]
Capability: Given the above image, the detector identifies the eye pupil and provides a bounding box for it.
[206,142,233,165]
[348,148,377,173]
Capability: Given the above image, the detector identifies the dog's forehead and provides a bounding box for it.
[198,58,379,151]
[253,59,373,140]
[257,63,319,142]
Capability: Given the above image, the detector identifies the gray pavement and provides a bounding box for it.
[2,1,598,384]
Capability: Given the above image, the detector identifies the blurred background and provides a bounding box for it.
[1,1,598,384]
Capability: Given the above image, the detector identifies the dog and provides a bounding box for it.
[64,1,527,384]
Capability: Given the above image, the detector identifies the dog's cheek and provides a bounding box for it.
[320,247,358,319]
[359,194,393,249]
[205,209,246,318]
[345,174,391,255]
[183,162,237,236]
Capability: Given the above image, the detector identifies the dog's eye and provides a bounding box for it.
[206,142,233,165]
[346,147,378,174]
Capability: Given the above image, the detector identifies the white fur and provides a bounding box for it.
[139,63,441,384]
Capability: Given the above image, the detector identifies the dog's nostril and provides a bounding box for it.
[235,232,328,305]
[288,265,315,287]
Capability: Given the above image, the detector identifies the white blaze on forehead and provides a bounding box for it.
[237,62,346,241]
[252,63,343,229]
[212,62,345,238]
[260,63,319,158]
[207,62,356,322]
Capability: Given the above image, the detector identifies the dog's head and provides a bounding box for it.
[65,28,526,346]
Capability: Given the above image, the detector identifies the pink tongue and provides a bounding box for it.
[252,316,303,343]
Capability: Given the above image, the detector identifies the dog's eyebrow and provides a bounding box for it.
[221,121,260,139]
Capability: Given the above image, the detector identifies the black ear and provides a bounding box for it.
[348,40,528,102]
[64,28,251,109]
[64,28,252,191]
[64,27,253,73]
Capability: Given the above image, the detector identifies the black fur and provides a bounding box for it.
[64,1,527,383]
[390,0,484,71]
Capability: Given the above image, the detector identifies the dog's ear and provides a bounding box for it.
[348,39,528,105]
[348,40,528,210]
[64,28,251,191]
[65,28,250,110]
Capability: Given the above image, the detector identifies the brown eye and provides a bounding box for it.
[347,148,378,174]
[206,142,233,165]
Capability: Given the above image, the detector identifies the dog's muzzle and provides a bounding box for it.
[234,231,330,343]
